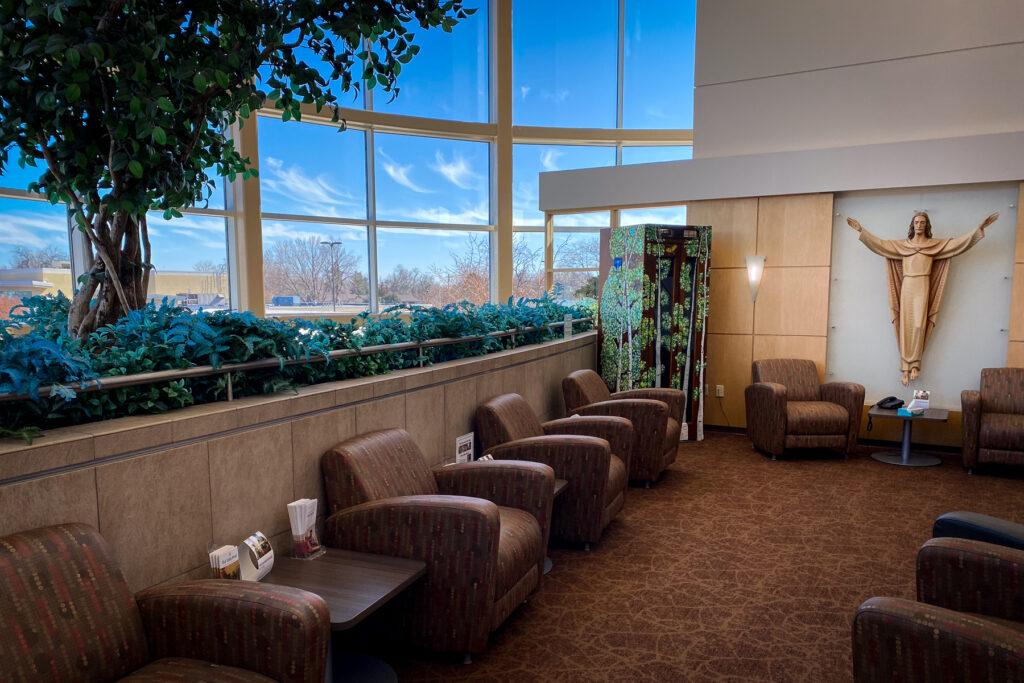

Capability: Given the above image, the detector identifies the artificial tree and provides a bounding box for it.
[0,0,474,337]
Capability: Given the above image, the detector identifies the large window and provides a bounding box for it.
[377,228,490,306]
[513,145,616,226]
[375,134,489,225]
[513,0,618,127]
[373,4,490,122]
[1,3,696,321]
[623,1,697,129]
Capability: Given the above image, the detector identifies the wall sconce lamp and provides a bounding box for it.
[746,255,766,302]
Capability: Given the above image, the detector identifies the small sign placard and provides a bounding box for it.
[455,432,474,463]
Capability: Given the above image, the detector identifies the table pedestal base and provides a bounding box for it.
[870,451,942,467]
[871,418,941,467]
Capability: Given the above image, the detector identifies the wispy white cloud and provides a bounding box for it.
[400,201,489,225]
[430,151,480,190]
[0,210,69,252]
[540,149,563,172]
[260,157,362,217]
[541,89,570,104]
[520,85,531,99]
[261,220,366,244]
[378,149,432,194]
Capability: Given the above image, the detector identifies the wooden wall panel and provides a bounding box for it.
[753,266,830,336]
[1015,183,1024,264]
[688,197,758,268]
[1011,262,1024,342]
[752,335,827,381]
[1008,341,1024,368]
[708,268,754,334]
[756,194,834,267]
[704,333,753,428]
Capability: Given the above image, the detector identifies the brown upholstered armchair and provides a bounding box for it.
[562,369,683,484]
[321,428,553,657]
[475,393,632,548]
[0,523,330,682]
[745,359,864,460]
[852,537,1024,681]
[961,367,1024,473]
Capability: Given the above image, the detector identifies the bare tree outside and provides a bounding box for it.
[191,259,228,296]
[261,231,599,311]
[6,245,69,269]
[264,236,362,305]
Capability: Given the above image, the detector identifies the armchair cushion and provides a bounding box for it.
[135,580,330,683]
[606,455,627,506]
[752,359,820,401]
[475,394,545,453]
[614,387,685,421]
[562,369,613,412]
[980,367,1024,414]
[665,417,681,451]
[123,658,275,682]
[852,596,1024,682]
[0,523,149,682]
[322,429,437,515]
[786,401,848,436]
[542,415,633,468]
[496,507,544,597]
[980,412,1024,451]
[917,537,1024,623]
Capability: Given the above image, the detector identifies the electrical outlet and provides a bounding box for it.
[715,385,725,398]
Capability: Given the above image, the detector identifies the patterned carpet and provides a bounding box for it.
[389,432,1024,682]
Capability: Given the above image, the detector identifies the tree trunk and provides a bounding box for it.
[67,212,151,337]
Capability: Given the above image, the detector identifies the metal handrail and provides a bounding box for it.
[0,316,593,403]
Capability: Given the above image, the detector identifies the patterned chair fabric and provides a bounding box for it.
[321,429,553,654]
[561,369,683,483]
[962,368,1024,470]
[852,537,1024,681]
[745,359,864,458]
[0,524,330,683]
[476,393,632,545]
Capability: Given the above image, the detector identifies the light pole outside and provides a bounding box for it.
[320,240,343,312]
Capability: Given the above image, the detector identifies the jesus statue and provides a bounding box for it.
[846,210,999,386]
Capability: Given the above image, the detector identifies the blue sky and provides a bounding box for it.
[0,0,696,280]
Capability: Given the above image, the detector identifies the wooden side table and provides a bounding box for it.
[264,548,426,682]
[867,406,950,467]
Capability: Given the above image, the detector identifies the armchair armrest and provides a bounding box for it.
[917,537,1024,622]
[543,415,633,471]
[612,387,685,421]
[744,382,787,456]
[434,460,554,562]
[820,381,865,452]
[136,579,330,683]
[853,596,1024,681]
[574,398,668,467]
[323,495,501,654]
[961,389,981,469]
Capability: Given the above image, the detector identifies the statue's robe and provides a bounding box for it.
[858,227,984,374]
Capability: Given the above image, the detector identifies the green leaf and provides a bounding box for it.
[65,47,80,68]
[157,97,174,113]
[65,83,81,102]
[193,73,207,90]
[151,127,166,145]
[127,160,143,178]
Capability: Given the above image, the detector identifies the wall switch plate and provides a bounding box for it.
[715,385,725,397]
[455,432,474,463]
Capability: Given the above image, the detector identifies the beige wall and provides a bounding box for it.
[0,333,596,592]
[0,268,226,299]
[694,0,1024,157]
[692,193,833,428]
